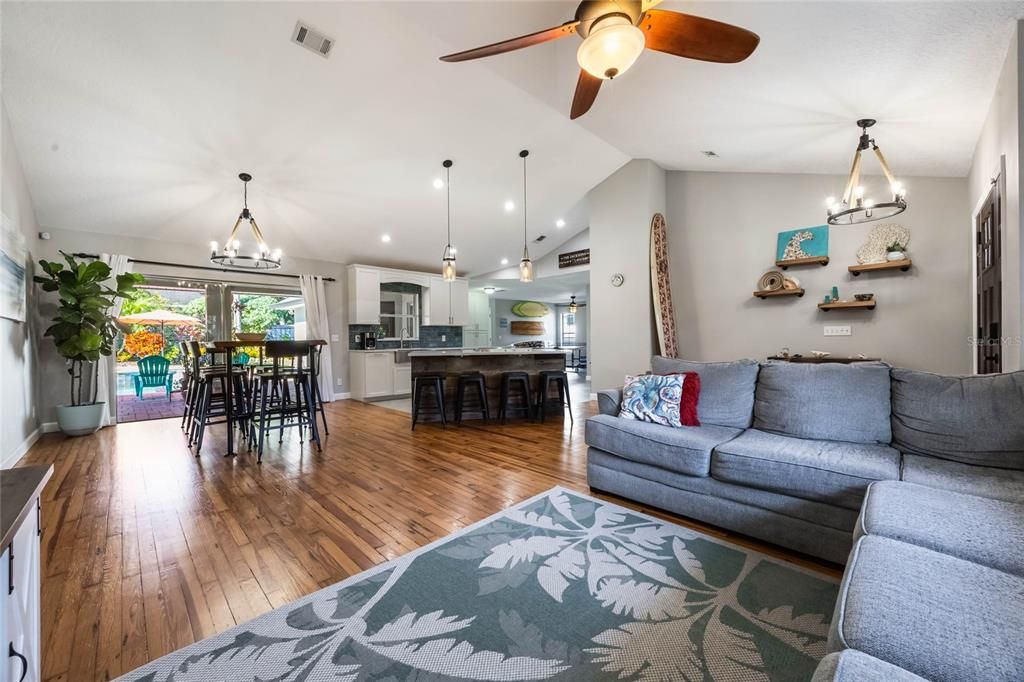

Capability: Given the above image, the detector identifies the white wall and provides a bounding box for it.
[1,99,40,466]
[492,299,556,346]
[589,160,666,390]
[967,21,1023,371]
[666,171,971,374]
[474,228,590,281]
[34,228,350,424]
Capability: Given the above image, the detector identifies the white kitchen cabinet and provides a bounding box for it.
[425,277,470,326]
[1,466,50,682]
[393,363,412,394]
[347,266,381,325]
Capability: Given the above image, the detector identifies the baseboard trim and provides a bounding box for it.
[332,392,352,401]
[3,427,40,469]
[40,421,60,434]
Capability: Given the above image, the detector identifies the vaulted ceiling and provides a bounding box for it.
[2,2,1021,275]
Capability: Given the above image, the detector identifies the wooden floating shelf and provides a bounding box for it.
[849,259,912,276]
[777,256,829,270]
[753,288,805,299]
[818,299,876,311]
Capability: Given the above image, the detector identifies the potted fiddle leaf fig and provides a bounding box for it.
[34,252,144,436]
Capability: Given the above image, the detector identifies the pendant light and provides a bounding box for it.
[568,295,578,314]
[441,159,457,282]
[519,149,533,283]
[826,119,907,226]
[210,173,282,270]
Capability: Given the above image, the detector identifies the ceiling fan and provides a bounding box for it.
[439,0,759,119]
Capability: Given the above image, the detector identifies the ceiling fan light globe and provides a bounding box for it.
[576,16,645,80]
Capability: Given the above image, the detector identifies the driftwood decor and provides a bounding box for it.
[510,321,545,336]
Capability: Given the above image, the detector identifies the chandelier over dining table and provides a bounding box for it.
[210,172,282,270]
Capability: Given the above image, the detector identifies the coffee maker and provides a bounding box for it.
[361,331,377,350]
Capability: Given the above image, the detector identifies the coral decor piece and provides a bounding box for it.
[857,223,910,264]
[651,213,679,358]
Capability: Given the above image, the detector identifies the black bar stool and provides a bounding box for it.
[251,340,321,462]
[455,372,489,424]
[536,370,573,423]
[498,371,533,423]
[412,374,447,429]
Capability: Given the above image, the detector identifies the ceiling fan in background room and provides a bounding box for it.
[439,0,760,119]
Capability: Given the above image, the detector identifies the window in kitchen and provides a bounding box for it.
[380,284,421,340]
[560,312,577,346]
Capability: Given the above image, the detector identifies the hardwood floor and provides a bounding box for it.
[20,396,839,681]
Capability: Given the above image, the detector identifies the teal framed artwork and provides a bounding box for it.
[777,225,829,263]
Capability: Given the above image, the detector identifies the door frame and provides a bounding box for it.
[970,156,1006,374]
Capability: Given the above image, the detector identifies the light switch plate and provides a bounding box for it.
[824,325,852,337]
[331,334,340,342]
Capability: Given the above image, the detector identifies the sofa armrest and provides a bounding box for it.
[597,389,622,416]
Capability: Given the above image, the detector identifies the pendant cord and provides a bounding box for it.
[522,152,528,255]
[446,164,452,248]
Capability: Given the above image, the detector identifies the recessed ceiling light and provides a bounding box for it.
[381,234,391,243]
[433,177,444,189]
[555,218,566,228]
[504,200,515,212]
[500,258,509,265]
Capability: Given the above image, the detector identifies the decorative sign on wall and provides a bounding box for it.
[558,248,590,269]
[776,225,829,265]
[510,301,550,318]
[510,321,545,336]
[498,317,509,329]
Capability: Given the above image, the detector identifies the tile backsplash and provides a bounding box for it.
[349,325,463,350]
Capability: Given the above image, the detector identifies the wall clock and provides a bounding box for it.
[610,273,625,287]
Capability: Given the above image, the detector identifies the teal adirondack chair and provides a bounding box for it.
[133,355,174,400]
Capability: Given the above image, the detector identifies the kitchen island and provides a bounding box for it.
[409,348,567,421]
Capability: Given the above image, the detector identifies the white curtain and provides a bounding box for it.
[96,254,132,426]
[299,274,335,401]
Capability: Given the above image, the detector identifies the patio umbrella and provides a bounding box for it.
[117,309,201,354]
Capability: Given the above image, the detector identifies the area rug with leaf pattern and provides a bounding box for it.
[120,486,839,681]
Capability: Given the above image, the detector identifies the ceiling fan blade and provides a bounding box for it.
[570,70,602,120]
[641,9,760,63]
[440,21,579,62]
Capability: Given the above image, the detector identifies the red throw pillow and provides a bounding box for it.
[655,370,701,426]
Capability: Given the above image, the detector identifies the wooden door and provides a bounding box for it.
[976,183,1002,373]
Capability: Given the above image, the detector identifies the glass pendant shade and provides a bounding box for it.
[519,254,533,283]
[568,296,578,314]
[577,15,645,80]
[442,247,457,282]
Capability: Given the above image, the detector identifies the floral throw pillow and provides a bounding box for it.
[619,373,685,427]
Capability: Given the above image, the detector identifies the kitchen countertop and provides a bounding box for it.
[409,348,570,358]
[1,464,53,550]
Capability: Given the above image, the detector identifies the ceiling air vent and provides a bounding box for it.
[533,235,547,243]
[292,21,333,58]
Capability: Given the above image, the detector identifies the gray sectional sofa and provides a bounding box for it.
[586,357,1024,681]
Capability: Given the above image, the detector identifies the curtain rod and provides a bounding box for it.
[71,253,336,282]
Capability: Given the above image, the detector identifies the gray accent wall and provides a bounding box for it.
[665,171,972,374]
[588,159,666,391]
[1,99,40,466]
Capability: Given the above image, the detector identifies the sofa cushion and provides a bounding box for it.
[829,536,1024,682]
[901,454,1024,503]
[585,414,740,477]
[597,389,622,417]
[711,429,900,510]
[812,651,928,682]
[857,480,1024,576]
[891,367,1024,469]
[650,356,759,428]
[754,362,892,444]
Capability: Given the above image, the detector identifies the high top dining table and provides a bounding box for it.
[206,339,326,457]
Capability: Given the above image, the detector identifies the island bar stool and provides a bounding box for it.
[412,374,447,429]
[455,371,490,424]
[535,369,573,424]
[498,371,533,423]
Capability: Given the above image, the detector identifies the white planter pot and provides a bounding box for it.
[887,251,906,261]
[55,402,106,436]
